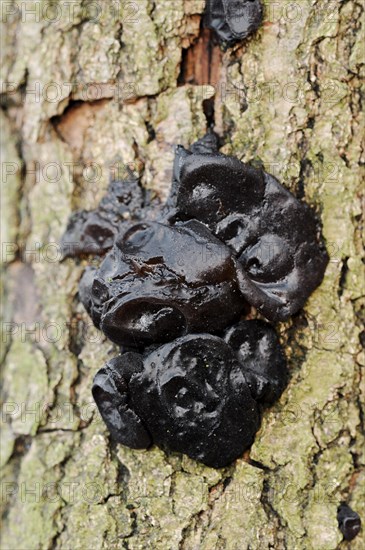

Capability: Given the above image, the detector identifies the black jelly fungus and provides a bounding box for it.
[60,177,143,258]
[92,325,288,466]
[172,147,329,322]
[62,132,329,468]
[224,320,288,404]
[337,503,362,541]
[204,0,263,47]
[176,153,265,225]
[92,354,152,449]
[93,334,260,468]
[80,220,246,347]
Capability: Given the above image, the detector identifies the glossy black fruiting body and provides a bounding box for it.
[171,144,329,322]
[204,0,263,47]
[91,322,287,467]
[79,220,246,347]
[224,320,288,404]
[337,503,362,541]
[93,334,265,468]
[137,335,261,468]
[62,132,328,468]
[92,353,151,449]
[60,177,143,258]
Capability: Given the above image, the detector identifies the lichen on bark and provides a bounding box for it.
[1,1,364,549]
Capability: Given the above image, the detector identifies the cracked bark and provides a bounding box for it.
[1,1,364,549]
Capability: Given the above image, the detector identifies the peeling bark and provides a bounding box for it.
[1,1,364,549]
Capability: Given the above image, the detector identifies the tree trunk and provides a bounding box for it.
[1,1,364,549]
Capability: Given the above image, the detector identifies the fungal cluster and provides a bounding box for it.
[62,134,328,468]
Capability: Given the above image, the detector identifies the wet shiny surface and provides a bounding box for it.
[172,146,329,321]
[93,335,261,468]
[337,504,362,541]
[204,0,263,47]
[92,322,288,468]
[80,220,245,347]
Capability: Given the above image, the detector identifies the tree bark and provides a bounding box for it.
[1,1,364,549]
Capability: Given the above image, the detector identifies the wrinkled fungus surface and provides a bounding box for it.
[61,176,144,258]
[204,0,263,47]
[171,139,329,322]
[224,320,288,404]
[62,133,328,467]
[93,332,285,467]
[79,220,246,347]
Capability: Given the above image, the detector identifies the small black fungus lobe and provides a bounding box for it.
[60,177,144,258]
[337,503,362,541]
[92,353,151,449]
[204,0,263,47]
[224,320,288,404]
